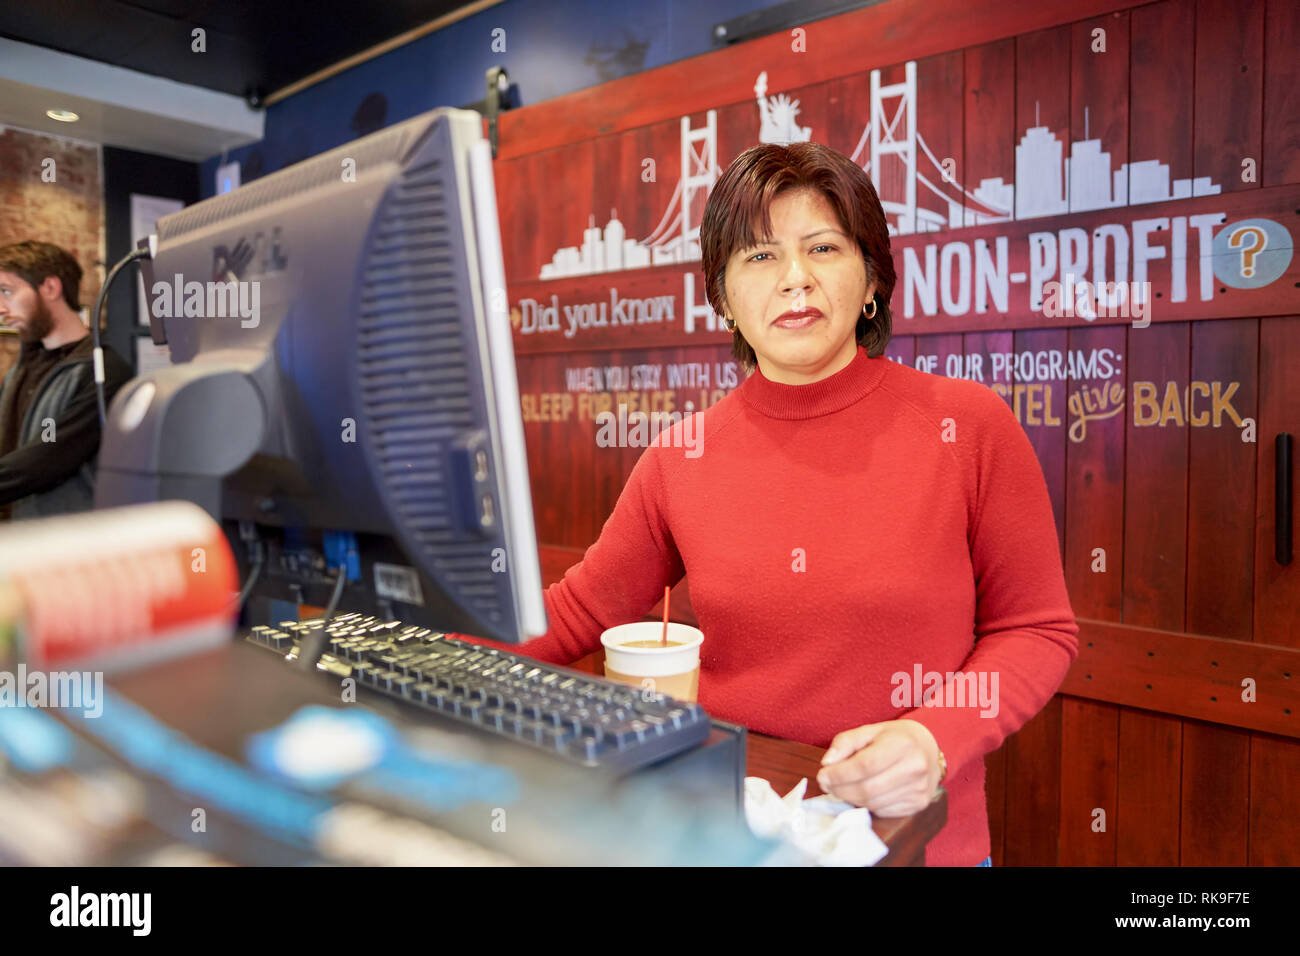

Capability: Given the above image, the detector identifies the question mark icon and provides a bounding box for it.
[1228,226,1267,278]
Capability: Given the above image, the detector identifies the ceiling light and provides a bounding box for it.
[46,109,79,122]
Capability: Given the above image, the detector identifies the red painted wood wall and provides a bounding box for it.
[491,0,1299,864]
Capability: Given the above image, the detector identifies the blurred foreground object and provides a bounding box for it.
[0,501,237,671]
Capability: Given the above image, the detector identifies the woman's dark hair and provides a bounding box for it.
[699,141,895,371]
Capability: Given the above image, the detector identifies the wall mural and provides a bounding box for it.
[492,9,1298,568]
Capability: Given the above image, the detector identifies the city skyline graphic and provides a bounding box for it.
[537,60,1221,281]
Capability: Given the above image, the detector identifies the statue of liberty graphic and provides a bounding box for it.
[754,72,812,146]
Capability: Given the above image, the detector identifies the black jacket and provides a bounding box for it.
[0,334,133,518]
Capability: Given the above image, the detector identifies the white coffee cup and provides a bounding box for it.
[600,621,704,701]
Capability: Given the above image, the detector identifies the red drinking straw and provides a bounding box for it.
[661,585,670,646]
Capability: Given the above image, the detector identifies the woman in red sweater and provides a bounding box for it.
[471,142,1079,866]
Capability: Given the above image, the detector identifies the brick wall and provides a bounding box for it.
[0,125,104,380]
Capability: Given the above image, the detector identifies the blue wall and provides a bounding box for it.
[199,0,764,198]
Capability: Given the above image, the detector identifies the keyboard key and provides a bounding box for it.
[458,701,483,721]
[540,726,573,750]
[317,658,353,679]
[351,662,375,681]
[393,675,417,695]
[514,720,545,743]
[632,697,674,717]
[570,737,608,762]
[605,722,643,747]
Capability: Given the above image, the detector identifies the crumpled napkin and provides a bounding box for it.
[743,776,889,867]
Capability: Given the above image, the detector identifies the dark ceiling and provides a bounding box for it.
[0,0,473,103]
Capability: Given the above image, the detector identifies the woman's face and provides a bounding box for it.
[723,187,875,386]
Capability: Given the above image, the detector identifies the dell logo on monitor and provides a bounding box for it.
[213,228,288,281]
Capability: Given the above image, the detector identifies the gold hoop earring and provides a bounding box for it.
[724,316,737,332]
[862,300,877,319]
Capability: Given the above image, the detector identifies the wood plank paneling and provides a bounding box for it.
[963,38,1015,227]
[885,334,915,368]
[1064,325,1127,620]
[1128,0,1194,205]
[1186,319,1258,639]
[872,62,910,230]
[1059,323,1126,865]
[1177,320,1255,872]
[1247,312,1300,867]
[1254,317,1300,648]
[1059,698,1119,864]
[1070,10,1128,214]
[1119,317,1188,864]
[1262,0,1300,186]
[1193,0,1264,195]
[963,330,1014,407]
[1123,321,1189,628]
[1003,697,1063,865]
[915,51,965,231]
[826,71,870,175]
[1062,618,1300,736]
[1181,719,1250,865]
[504,150,544,283]
[1014,328,1068,558]
[913,333,964,384]
[1117,709,1182,865]
[494,155,526,282]
[1249,733,1300,865]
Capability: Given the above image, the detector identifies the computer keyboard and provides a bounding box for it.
[245,612,712,773]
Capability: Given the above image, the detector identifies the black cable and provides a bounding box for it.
[231,557,263,615]
[296,566,348,671]
[91,247,151,427]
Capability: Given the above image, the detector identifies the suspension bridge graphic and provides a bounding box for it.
[538,60,1221,281]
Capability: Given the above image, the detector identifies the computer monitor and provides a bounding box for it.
[95,108,547,645]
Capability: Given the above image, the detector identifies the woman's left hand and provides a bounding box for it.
[815,719,943,817]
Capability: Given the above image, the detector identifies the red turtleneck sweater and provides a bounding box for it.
[457,344,1078,866]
